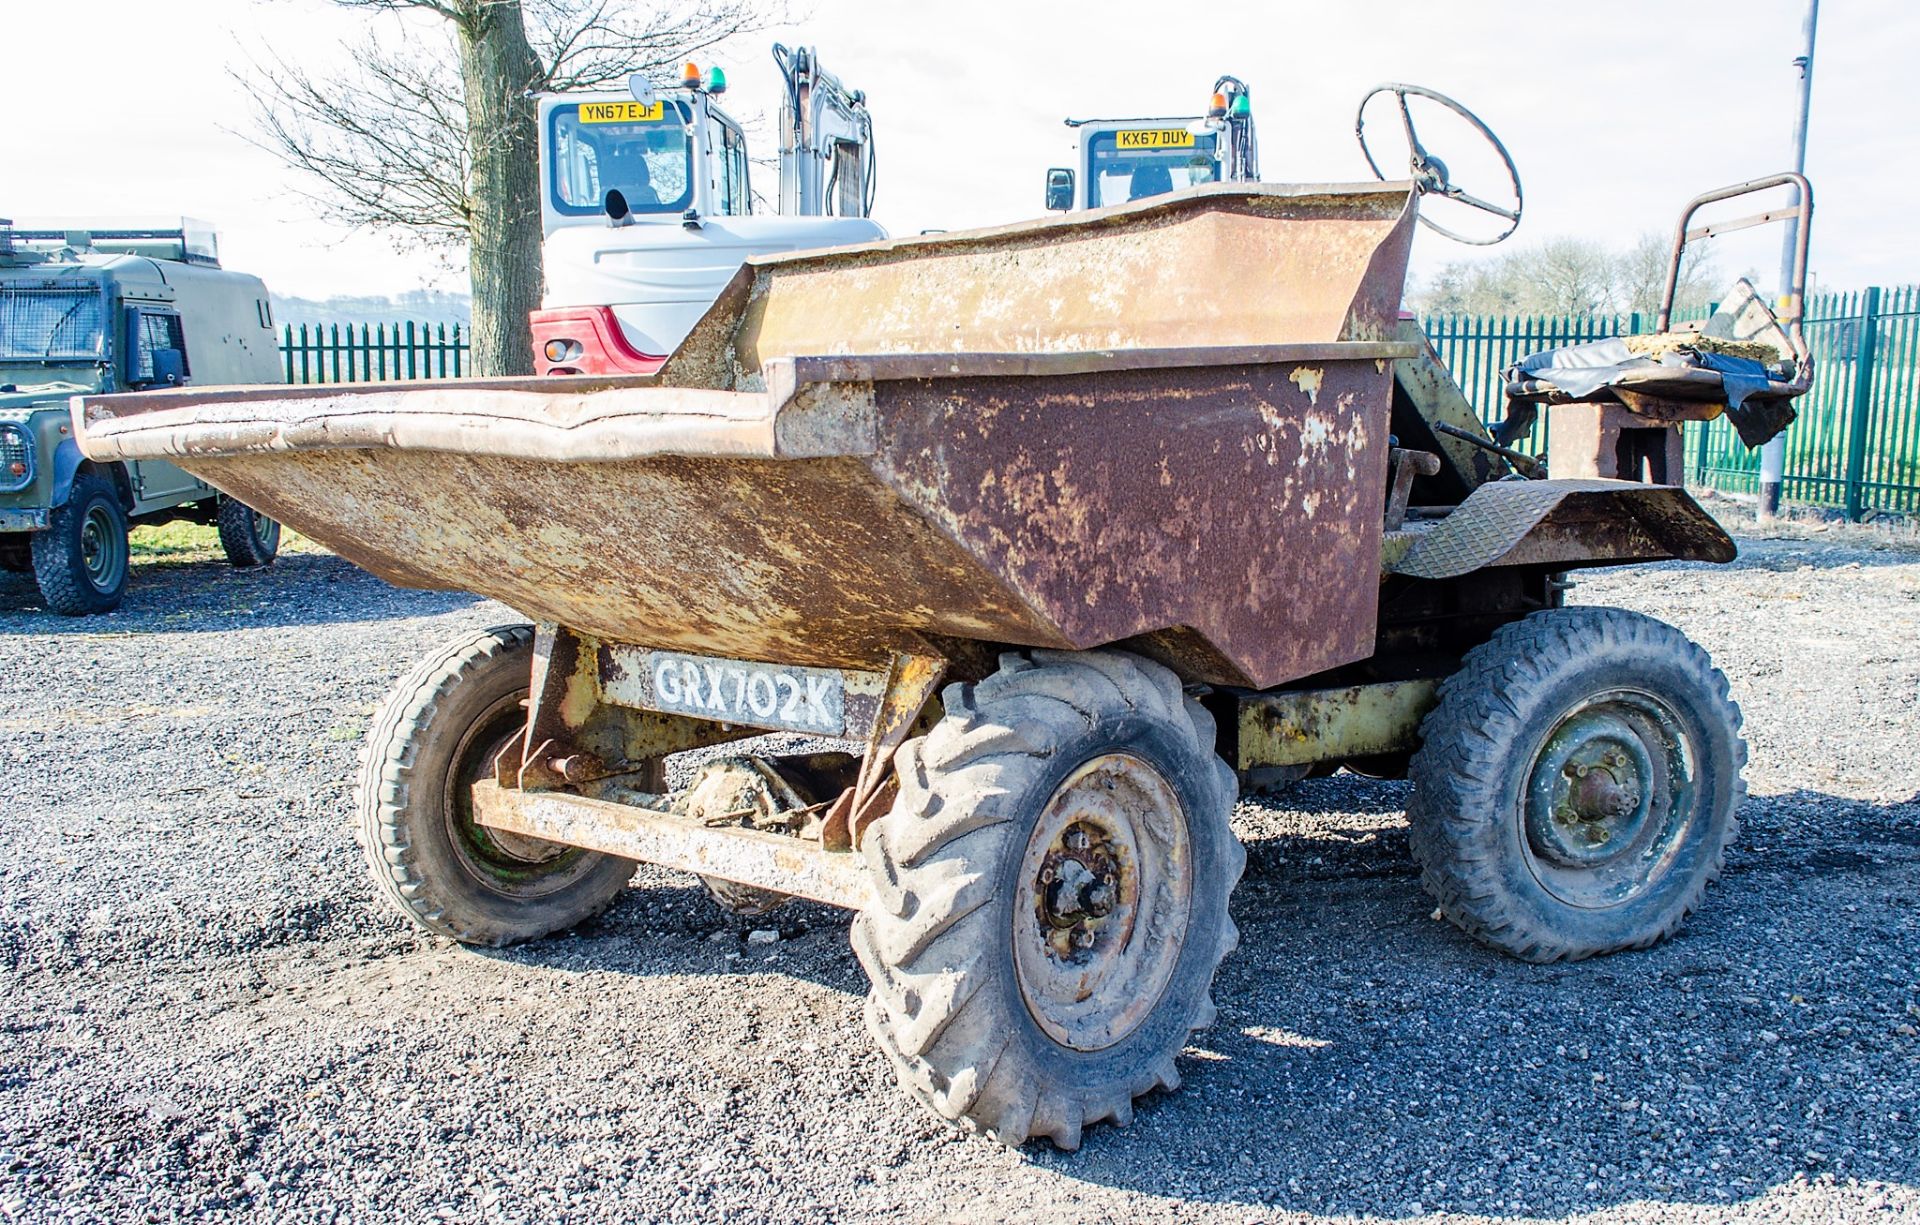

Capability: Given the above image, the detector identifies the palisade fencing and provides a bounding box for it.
[278,321,466,385]
[1686,287,1920,517]
[1422,287,1920,518]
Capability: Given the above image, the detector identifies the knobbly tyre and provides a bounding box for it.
[70,88,1814,1149]
[0,219,285,614]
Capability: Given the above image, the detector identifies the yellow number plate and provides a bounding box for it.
[578,100,664,124]
[1115,128,1194,150]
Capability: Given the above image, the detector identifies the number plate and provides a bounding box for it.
[1114,127,1194,150]
[578,100,664,124]
[617,650,847,736]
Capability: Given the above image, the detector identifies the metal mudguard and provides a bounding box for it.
[1387,478,1736,580]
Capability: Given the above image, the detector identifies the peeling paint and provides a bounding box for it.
[1290,367,1324,405]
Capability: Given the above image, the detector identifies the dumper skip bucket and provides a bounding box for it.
[76,183,1420,687]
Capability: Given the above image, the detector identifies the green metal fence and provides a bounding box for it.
[1422,287,1920,518]
[1686,287,1920,517]
[279,321,466,385]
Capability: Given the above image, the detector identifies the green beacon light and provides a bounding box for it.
[1229,92,1251,118]
[706,66,728,94]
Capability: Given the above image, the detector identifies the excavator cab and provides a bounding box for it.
[1045,75,1258,212]
[532,47,883,376]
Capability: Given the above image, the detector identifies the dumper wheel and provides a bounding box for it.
[853,649,1243,1149]
[1408,607,1744,963]
[357,625,637,947]
[216,498,281,567]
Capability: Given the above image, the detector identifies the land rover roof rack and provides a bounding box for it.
[0,218,221,267]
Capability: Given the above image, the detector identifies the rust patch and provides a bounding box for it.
[869,360,1394,688]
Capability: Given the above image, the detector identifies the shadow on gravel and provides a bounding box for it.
[483,883,868,997]
[0,553,480,632]
[1039,783,1920,1218]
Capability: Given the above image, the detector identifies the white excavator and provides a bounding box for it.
[1044,75,1259,212]
[534,44,883,375]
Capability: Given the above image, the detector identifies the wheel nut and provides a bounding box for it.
[1071,928,1095,949]
[1064,828,1090,851]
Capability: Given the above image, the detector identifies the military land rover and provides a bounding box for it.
[0,219,285,614]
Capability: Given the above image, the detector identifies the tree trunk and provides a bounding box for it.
[456,1,543,376]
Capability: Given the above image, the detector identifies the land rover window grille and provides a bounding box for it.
[0,423,31,492]
[132,311,189,382]
[0,288,106,360]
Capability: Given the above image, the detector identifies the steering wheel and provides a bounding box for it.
[1356,83,1523,245]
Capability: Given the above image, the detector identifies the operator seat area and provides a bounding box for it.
[1128,164,1174,201]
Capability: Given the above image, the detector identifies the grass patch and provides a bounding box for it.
[129,522,223,562]
[129,521,326,564]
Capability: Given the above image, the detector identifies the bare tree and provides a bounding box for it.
[1613,231,1720,318]
[1416,231,1724,322]
[242,0,776,375]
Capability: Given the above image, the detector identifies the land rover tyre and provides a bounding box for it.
[852,649,1243,1149]
[357,625,637,946]
[1408,607,1744,963]
[217,497,281,567]
[31,471,129,615]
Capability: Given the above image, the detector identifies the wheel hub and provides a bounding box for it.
[1527,711,1656,869]
[1040,829,1119,931]
[79,505,125,591]
[1014,754,1191,1052]
[1519,692,1699,909]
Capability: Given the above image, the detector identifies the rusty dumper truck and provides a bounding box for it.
[68,98,1815,1148]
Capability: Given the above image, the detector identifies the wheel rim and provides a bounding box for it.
[80,503,126,593]
[443,694,593,895]
[1013,753,1192,1052]
[251,511,280,554]
[1521,689,1699,909]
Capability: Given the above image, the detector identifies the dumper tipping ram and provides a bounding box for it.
[70,100,1811,1148]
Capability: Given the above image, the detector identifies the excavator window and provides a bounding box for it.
[1085,129,1220,208]
[547,101,695,217]
[717,122,752,216]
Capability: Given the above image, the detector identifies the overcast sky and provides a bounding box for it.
[5,0,1913,302]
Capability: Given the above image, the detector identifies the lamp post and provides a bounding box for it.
[1758,0,1818,521]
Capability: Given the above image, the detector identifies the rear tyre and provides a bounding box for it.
[853,649,1243,1149]
[1408,607,1744,962]
[357,625,637,946]
[31,471,128,615]
[217,498,281,567]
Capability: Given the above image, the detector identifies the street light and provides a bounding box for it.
[1758,0,1819,521]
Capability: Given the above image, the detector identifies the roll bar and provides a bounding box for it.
[1658,173,1813,359]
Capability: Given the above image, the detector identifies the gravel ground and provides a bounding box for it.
[0,522,1916,1224]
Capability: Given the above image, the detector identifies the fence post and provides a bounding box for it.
[1842,286,1883,520]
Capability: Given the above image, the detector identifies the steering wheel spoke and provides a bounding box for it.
[1356,82,1523,245]
[1444,188,1520,222]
